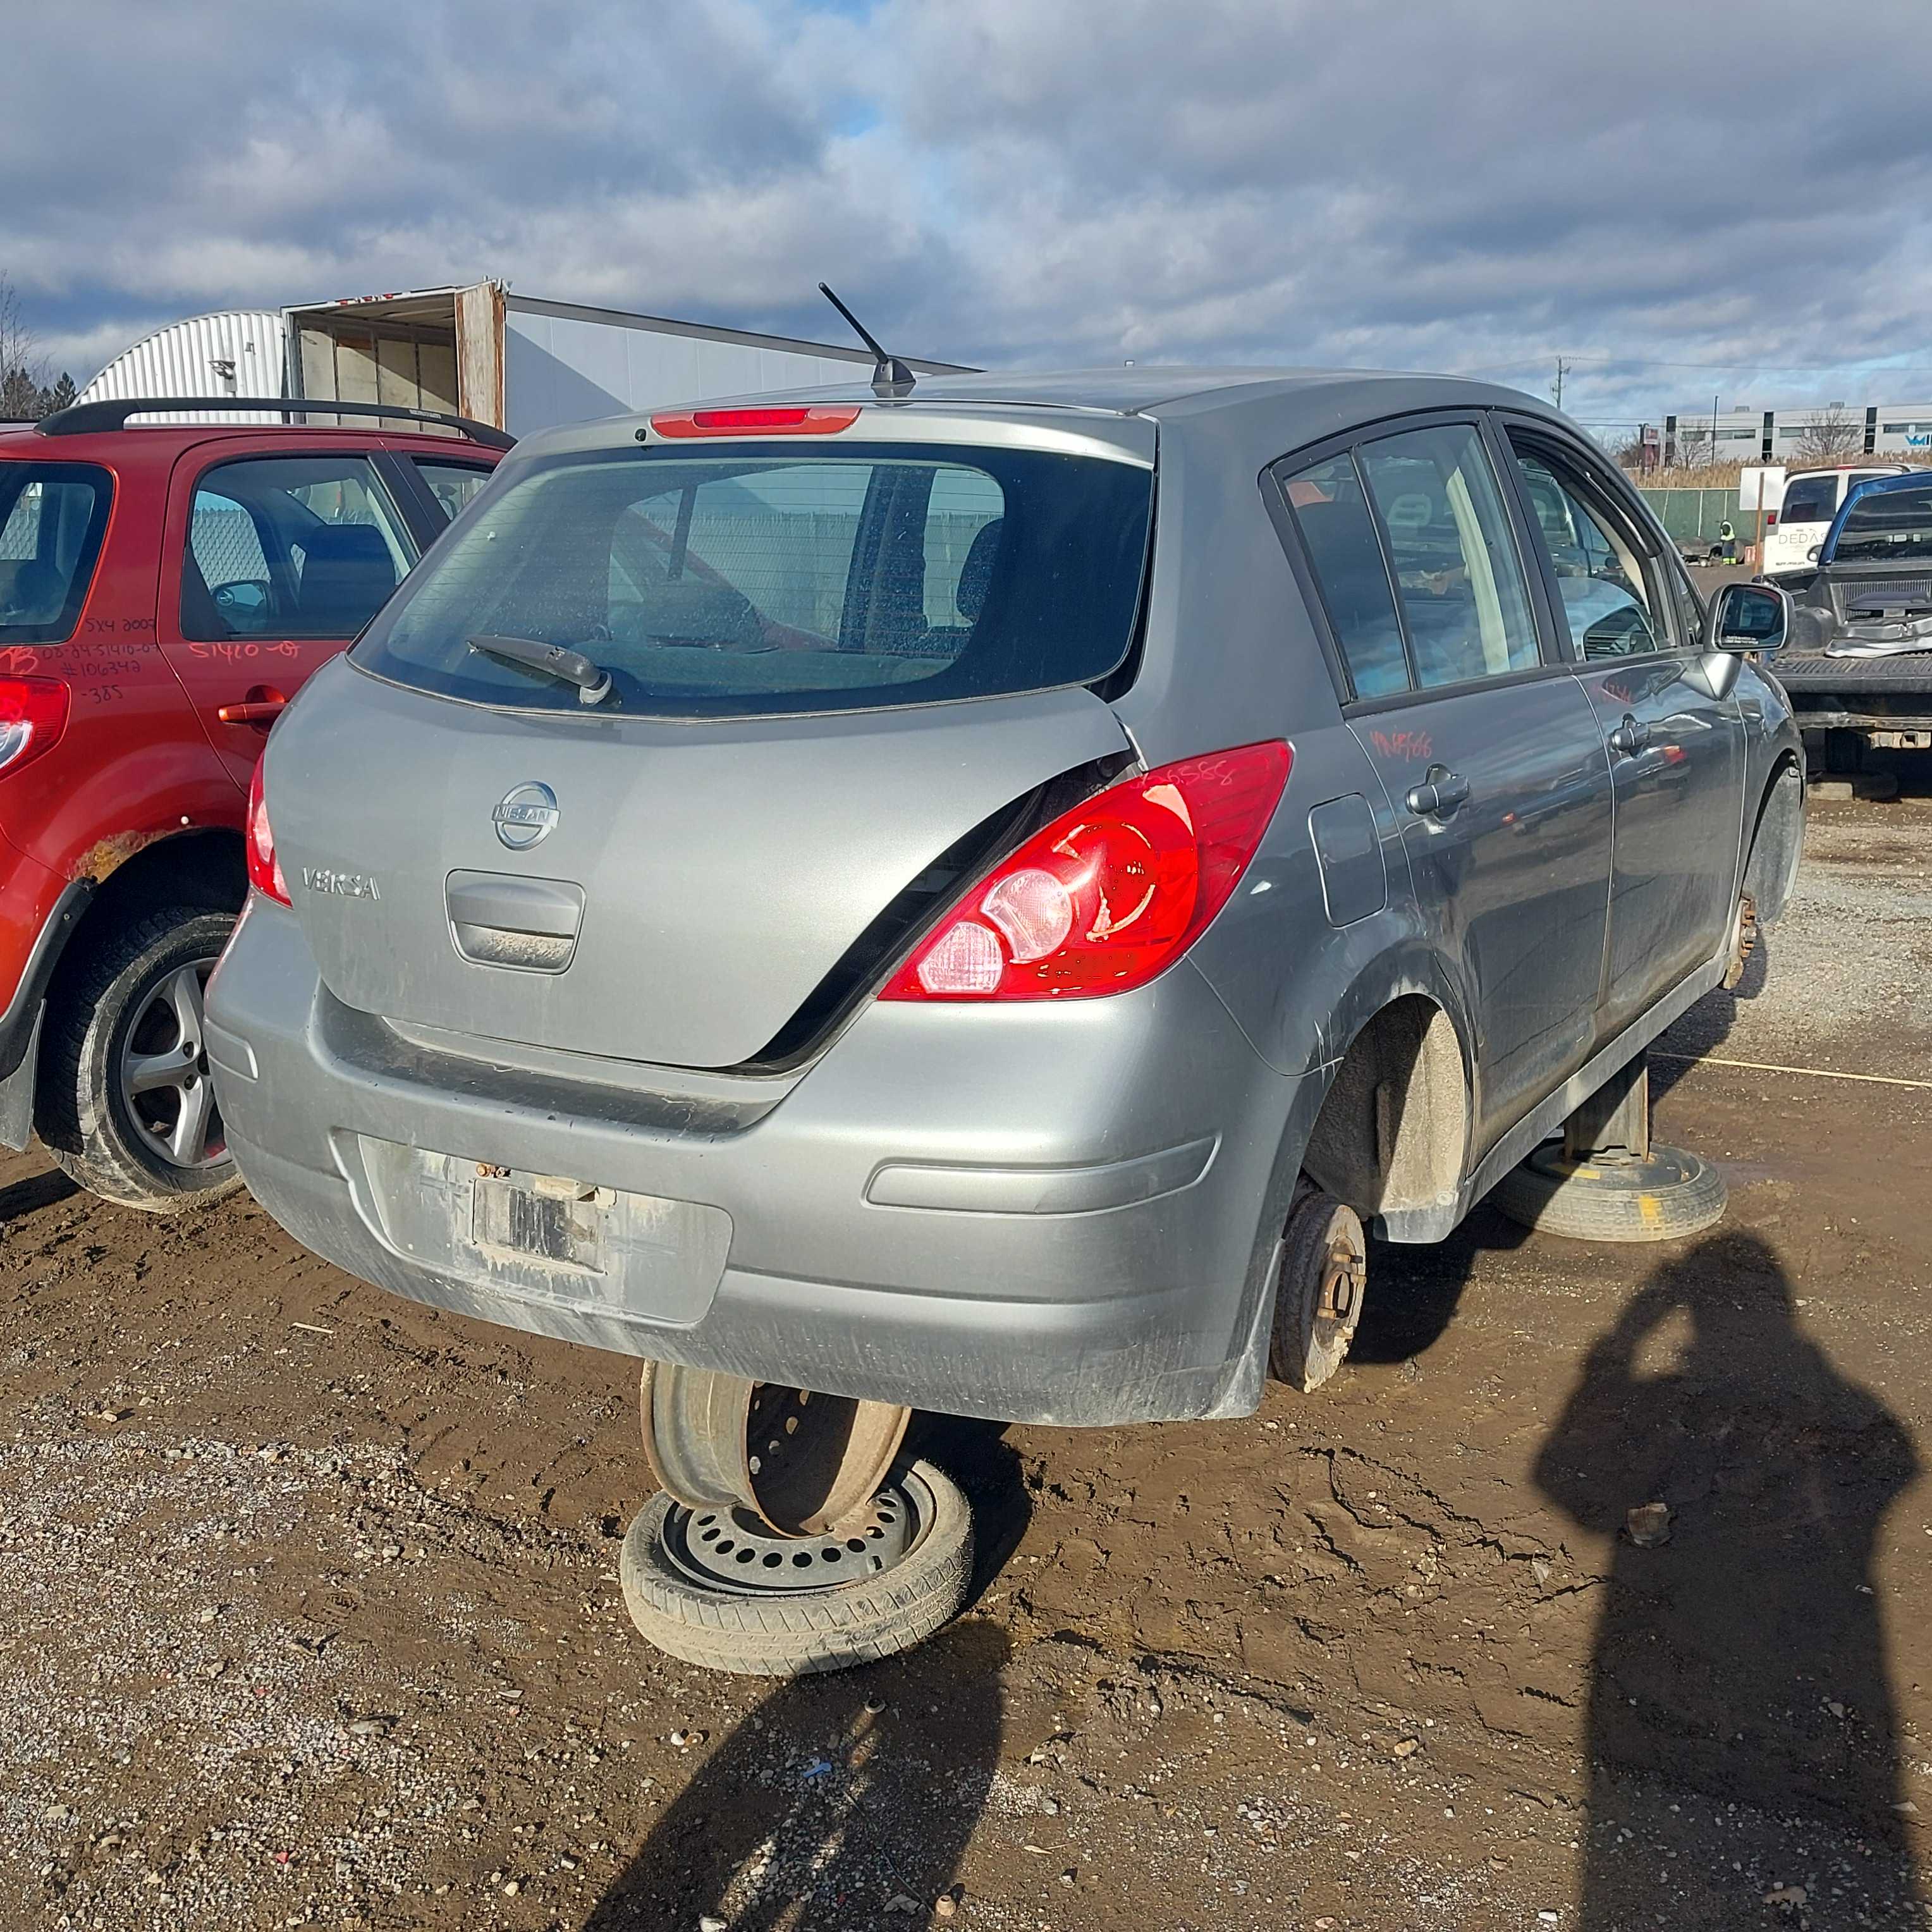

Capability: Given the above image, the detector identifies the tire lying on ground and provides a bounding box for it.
[620,1458,974,1676]
[1489,1142,1727,1242]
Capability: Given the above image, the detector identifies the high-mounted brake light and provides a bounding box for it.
[0,676,70,780]
[647,405,864,439]
[882,741,1292,1001]
[245,759,290,907]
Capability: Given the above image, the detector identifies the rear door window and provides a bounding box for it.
[1510,446,1669,659]
[413,458,494,522]
[1280,453,1410,698]
[0,463,113,646]
[354,443,1154,718]
[1780,476,1840,525]
[181,454,417,642]
[1356,424,1541,688]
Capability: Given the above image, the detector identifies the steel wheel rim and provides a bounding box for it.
[640,1362,912,1537]
[656,1470,931,1599]
[118,958,226,1171]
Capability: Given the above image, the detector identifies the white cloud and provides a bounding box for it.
[7,0,1932,423]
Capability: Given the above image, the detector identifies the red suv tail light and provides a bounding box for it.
[882,740,1292,1001]
[0,676,70,778]
[245,759,290,906]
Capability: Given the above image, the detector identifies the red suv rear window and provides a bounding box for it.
[0,462,113,647]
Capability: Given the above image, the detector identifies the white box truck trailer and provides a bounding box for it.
[79,281,971,437]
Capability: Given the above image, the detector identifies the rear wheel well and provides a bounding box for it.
[1302,995,1468,1221]
[49,830,245,1010]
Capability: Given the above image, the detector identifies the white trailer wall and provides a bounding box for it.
[499,297,932,438]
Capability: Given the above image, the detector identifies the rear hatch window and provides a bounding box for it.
[352,442,1153,718]
[0,462,112,646]
[1830,483,1932,565]
[1780,477,1839,525]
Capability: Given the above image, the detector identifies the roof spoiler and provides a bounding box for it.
[37,396,516,449]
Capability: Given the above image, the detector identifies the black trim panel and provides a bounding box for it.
[0,877,94,1080]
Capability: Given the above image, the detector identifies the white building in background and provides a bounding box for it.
[79,281,971,437]
[1661,403,1932,463]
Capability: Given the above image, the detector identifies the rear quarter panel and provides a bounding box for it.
[0,442,236,894]
[1110,392,1464,1085]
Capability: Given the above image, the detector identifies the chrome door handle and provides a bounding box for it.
[1608,714,1649,757]
[1404,769,1471,819]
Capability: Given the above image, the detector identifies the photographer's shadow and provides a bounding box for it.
[584,1618,1007,1930]
[586,1422,1025,1930]
[1535,1233,1921,1926]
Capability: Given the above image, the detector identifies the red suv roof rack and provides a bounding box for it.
[37,396,515,449]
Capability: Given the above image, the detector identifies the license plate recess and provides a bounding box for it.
[472,1175,605,1271]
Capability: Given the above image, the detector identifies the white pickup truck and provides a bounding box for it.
[1763,465,1909,575]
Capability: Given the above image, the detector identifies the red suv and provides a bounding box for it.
[0,397,507,1210]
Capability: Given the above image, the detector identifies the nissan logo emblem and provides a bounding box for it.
[494,781,559,851]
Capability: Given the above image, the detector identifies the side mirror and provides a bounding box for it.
[1706,580,1789,656]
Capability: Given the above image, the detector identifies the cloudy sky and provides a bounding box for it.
[6,0,1932,429]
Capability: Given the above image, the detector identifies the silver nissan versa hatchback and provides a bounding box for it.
[208,368,1804,1672]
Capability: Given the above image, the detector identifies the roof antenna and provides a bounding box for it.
[818,282,916,399]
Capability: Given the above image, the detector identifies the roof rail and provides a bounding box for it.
[37,396,516,449]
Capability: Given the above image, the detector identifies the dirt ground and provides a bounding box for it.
[5,796,1932,1932]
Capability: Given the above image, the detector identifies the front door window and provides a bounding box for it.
[1513,453,1666,659]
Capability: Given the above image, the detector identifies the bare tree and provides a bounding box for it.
[1607,429,1648,471]
[0,272,52,420]
[1790,404,1864,467]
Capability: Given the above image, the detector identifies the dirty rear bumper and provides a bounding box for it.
[207,896,1320,1426]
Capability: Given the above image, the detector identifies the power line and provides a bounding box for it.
[1456,351,1932,379]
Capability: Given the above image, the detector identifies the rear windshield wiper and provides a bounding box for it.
[468,633,613,706]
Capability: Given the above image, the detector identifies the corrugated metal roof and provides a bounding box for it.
[78,310,286,423]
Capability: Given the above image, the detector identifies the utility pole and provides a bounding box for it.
[1553,357,1572,412]
[1711,393,1720,468]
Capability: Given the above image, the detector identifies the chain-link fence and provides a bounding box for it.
[1639,488,1750,548]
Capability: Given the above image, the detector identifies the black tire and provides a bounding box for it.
[620,1460,974,1677]
[1490,1142,1727,1243]
[36,907,242,1214]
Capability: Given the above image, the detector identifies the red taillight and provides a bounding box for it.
[648,405,864,439]
[245,759,289,906]
[883,741,1292,1001]
[1765,510,1778,528]
[0,676,70,779]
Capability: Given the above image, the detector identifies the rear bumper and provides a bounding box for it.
[1778,651,1932,735]
[207,896,1321,1425]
